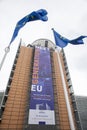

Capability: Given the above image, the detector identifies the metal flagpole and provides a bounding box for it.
[51,28,75,129]
[56,47,76,130]
[0,38,22,70]
[0,46,10,70]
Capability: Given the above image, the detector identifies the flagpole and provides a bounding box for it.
[56,47,75,130]
[0,46,10,70]
[0,38,23,71]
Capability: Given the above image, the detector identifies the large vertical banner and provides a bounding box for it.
[28,46,55,125]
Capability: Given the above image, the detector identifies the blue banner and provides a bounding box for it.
[28,46,55,125]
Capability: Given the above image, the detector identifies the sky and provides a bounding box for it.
[0,0,87,96]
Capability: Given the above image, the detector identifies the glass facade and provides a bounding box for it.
[75,96,87,130]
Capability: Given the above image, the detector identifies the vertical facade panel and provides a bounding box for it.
[0,47,33,129]
[52,52,71,130]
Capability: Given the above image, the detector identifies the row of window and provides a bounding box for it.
[61,49,82,130]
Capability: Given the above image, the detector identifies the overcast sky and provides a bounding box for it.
[0,0,87,96]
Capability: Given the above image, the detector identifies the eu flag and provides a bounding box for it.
[52,28,69,48]
[52,28,87,48]
[9,9,48,45]
[70,36,87,45]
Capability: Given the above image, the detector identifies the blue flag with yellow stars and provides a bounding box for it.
[9,9,48,45]
[69,36,87,45]
[52,28,69,48]
[52,28,87,48]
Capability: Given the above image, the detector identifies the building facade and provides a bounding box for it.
[0,39,82,130]
[75,96,87,130]
[0,91,4,106]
